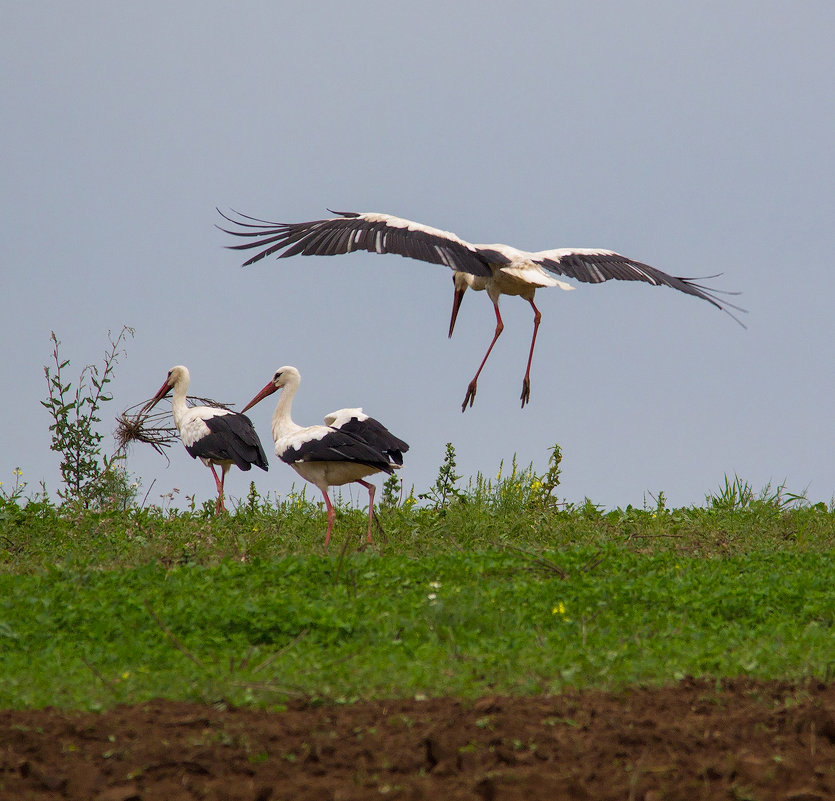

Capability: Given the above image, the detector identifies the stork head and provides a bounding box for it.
[143,365,190,413]
[449,272,472,338]
[242,365,300,413]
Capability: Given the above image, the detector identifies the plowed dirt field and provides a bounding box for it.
[2,678,834,800]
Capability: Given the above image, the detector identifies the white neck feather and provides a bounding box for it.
[271,372,304,443]
[170,375,190,431]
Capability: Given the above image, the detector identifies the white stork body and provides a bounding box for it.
[143,365,269,513]
[242,366,408,549]
[220,210,743,411]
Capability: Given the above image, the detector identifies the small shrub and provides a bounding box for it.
[419,442,465,511]
[41,327,137,509]
[380,474,403,508]
[534,443,562,510]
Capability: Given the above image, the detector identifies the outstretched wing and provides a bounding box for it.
[532,248,745,323]
[219,209,745,323]
[218,209,499,278]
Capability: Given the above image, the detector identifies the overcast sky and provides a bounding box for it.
[2,2,833,511]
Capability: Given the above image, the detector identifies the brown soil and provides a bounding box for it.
[2,678,834,801]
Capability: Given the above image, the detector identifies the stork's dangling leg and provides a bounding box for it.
[520,297,543,408]
[462,302,504,413]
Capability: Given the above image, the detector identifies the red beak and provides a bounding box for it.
[241,381,278,414]
[141,379,172,415]
[448,287,465,338]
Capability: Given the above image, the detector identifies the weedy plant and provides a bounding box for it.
[707,473,809,513]
[418,442,466,511]
[708,474,756,511]
[41,327,138,510]
[380,473,404,508]
[534,443,562,510]
[0,468,26,506]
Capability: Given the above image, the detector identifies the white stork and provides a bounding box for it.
[143,365,269,513]
[219,209,744,411]
[241,365,409,550]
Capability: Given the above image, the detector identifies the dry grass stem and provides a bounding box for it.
[114,396,234,458]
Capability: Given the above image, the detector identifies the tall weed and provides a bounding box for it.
[41,327,137,509]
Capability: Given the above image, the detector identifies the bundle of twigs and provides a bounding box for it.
[114,396,234,461]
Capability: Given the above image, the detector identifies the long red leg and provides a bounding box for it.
[219,464,230,512]
[520,297,542,408]
[321,489,336,550]
[356,479,375,544]
[461,301,504,412]
[208,463,226,514]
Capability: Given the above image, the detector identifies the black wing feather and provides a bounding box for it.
[281,428,397,474]
[538,252,746,323]
[218,210,496,278]
[333,416,409,466]
[186,413,269,471]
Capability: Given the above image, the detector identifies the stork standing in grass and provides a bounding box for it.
[143,365,268,513]
[242,366,408,549]
[219,209,744,411]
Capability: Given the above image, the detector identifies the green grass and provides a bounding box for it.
[1,455,834,710]
[1,547,834,710]
[3,470,834,570]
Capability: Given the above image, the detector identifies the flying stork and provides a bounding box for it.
[143,365,269,513]
[241,365,409,550]
[219,209,744,411]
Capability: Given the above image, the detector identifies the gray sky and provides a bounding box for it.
[3,2,834,510]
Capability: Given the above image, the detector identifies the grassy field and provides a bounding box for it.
[2,455,834,711]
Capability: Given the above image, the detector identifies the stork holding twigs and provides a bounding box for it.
[142,366,269,513]
[241,366,409,550]
[219,209,744,411]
